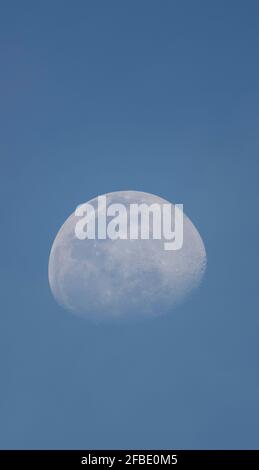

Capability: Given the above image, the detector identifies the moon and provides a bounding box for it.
[48,191,206,321]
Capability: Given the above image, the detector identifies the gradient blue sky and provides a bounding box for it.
[0,1,259,449]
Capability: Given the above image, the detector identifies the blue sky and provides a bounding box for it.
[0,1,259,449]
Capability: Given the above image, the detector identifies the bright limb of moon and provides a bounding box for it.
[48,191,206,321]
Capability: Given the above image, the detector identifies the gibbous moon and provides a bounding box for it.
[48,191,206,321]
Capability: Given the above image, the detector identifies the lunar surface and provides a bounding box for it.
[48,191,206,320]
